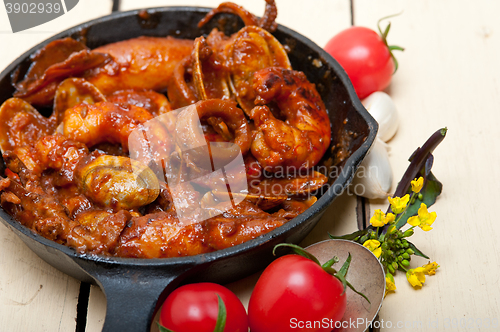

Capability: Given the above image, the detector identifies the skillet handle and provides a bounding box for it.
[94,264,196,332]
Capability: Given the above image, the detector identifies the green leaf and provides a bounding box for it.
[329,230,367,241]
[213,295,227,332]
[395,171,443,229]
[157,322,175,332]
[408,241,430,259]
[273,243,321,266]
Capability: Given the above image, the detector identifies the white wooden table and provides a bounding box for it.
[1,0,499,331]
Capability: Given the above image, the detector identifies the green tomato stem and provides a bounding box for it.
[213,295,227,332]
[377,12,405,73]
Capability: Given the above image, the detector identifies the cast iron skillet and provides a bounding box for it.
[0,7,377,331]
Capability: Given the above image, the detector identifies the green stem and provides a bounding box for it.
[392,192,416,225]
[377,11,405,73]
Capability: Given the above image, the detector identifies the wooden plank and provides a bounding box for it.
[0,229,80,332]
[0,1,113,331]
[354,0,500,330]
[85,285,107,332]
[86,1,354,330]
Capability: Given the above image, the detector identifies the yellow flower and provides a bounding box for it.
[422,261,440,275]
[370,210,396,228]
[411,177,424,193]
[370,209,386,227]
[363,239,382,258]
[407,203,437,231]
[385,273,396,297]
[406,267,426,288]
[388,194,410,214]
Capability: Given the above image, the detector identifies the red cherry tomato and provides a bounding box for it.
[324,26,397,99]
[248,255,346,332]
[159,282,248,332]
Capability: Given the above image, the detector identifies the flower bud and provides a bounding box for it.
[402,239,409,248]
[387,225,397,234]
[392,262,399,270]
[403,253,410,259]
[398,256,403,262]
[410,196,416,204]
[401,259,410,267]
[360,235,368,244]
[381,242,389,250]
[418,193,423,200]
[388,264,395,274]
[403,229,414,237]
[406,248,415,255]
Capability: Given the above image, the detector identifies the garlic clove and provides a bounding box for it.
[350,138,393,199]
[362,91,399,142]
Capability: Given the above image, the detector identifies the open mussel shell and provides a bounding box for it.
[192,36,231,101]
[192,37,209,100]
[227,25,292,115]
[305,239,385,332]
[0,98,53,153]
[53,78,106,125]
[75,155,160,211]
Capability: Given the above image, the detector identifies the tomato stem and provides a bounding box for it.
[377,12,405,74]
[273,243,370,304]
[321,256,339,270]
[213,295,227,332]
[273,243,321,266]
[157,295,227,332]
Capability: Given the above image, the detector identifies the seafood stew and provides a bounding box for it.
[0,2,373,260]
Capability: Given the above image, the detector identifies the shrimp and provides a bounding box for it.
[249,67,331,171]
[62,101,155,151]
